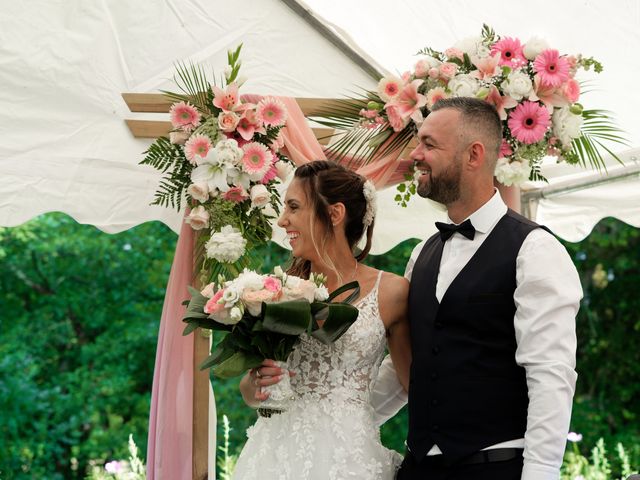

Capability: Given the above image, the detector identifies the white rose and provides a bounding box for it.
[494,158,531,187]
[215,139,244,164]
[501,70,535,101]
[447,74,481,97]
[250,184,270,208]
[314,285,329,302]
[274,160,294,181]
[234,269,264,291]
[184,206,209,230]
[552,107,583,149]
[523,36,550,61]
[187,182,209,203]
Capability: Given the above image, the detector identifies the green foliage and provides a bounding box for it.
[561,218,640,474]
[0,214,176,479]
[562,438,638,480]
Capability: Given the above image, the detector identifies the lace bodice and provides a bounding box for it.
[288,271,387,406]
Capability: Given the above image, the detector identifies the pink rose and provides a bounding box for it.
[283,279,316,303]
[218,111,240,133]
[263,276,282,293]
[201,282,216,298]
[242,289,277,316]
[499,139,513,159]
[439,62,458,80]
[445,47,464,60]
[428,67,440,79]
[414,59,431,78]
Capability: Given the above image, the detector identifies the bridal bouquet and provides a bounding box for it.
[318,25,625,205]
[182,267,360,380]
[140,45,294,281]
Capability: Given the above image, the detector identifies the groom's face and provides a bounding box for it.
[410,108,464,205]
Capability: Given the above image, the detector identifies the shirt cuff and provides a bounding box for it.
[521,461,560,480]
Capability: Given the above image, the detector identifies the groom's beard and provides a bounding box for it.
[417,154,462,204]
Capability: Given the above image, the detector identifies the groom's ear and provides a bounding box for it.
[328,202,346,228]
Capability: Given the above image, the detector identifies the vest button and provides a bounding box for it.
[430,373,438,381]
[432,346,440,355]
[435,321,443,329]
[431,399,439,406]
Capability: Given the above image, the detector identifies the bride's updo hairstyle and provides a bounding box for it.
[287,160,375,279]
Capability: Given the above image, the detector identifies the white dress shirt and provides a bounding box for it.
[372,191,581,480]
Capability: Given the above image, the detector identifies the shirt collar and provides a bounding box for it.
[446,189,507,234]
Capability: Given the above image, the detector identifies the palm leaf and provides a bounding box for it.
[160,61,214,114]
[570,109,628,171]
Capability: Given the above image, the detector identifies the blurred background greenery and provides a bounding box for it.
[0,213,638,478]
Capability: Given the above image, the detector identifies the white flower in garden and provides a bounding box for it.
[447,74,481,97]
[567,432,583,443]
[187,182,209,203]
[501,70,536,101]
[523,36,551,60]
[184,206,209,230]
[250,184,270,208]
[205,225,247,263]
[553,106,583,149]
[494,158,531,187]
[314,285,329,302]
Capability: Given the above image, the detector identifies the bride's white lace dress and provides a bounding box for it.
[232,272,402,479]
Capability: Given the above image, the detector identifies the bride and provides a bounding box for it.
[232,160,411,479]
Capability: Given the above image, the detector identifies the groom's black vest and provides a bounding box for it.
[407,210,548,462]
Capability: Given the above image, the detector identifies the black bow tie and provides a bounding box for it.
[435,219,476,242]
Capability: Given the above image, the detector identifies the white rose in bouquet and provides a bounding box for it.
[448,74,481,98]
[187,182,209,203]
[494,158,531,187]
[250,184,270,208]
[523,36,550,60]
[501,71,536,101]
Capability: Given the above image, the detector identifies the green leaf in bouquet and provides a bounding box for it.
[326,281,360,304]
[261,300,312,335]
[310,303,359,345]
[213,351,264,379]
[182,321,200,336]
[199,337,235,370]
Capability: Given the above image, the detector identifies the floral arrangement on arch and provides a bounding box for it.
[140,45,294,281]
[317,25,625,206]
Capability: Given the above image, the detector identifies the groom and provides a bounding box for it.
[395,98,582,480]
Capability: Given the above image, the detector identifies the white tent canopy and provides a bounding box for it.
[2,0,640,251]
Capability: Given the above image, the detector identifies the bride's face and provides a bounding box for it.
[277,179,326,261]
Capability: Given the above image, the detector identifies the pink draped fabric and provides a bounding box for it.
[145,96,519,479]
[147,221,195,480]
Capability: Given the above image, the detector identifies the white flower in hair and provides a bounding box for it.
[362,180,377,228]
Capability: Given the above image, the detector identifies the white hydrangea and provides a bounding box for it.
[233,269,265,291]
[205,225,247,263]
[494,158,531,187]
[447,74,481,97]
[553,107,584,149]
[214,139,244,165]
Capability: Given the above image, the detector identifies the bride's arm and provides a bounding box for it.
[380,274,411,392]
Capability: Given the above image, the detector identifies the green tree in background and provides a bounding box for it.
[1,213,638,478]
[0,214,176,479]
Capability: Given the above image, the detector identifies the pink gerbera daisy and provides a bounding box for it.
[507,101,551,144]
[223,186,249,203]
[499,138,514,158]
[377,76,403,102]
[242,142,273,179]
[491,37,527,67]
[184,134,212,164]
[425,87,449,109]
[260,163,278,184]
[533,49,570,88]
[169,101,201,132]
[256,97,288,127]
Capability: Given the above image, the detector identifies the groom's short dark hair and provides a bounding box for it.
[431,97,502,162]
